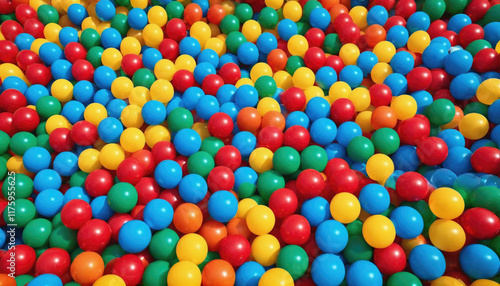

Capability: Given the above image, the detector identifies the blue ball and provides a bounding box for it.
[325,143,346,160]
[286,111,310,129]
[192,0,209,16]
[208,190,238,222]
[142,48,162,70]
[336,121,362,147]
[309,7,330,31]
[95,0,115,21]
[491,125,500,146]
[35,189,64,217]
[182,86,205,110]
[234,84,259,108]
[0,229,5,248]
[444,50,473,76]
[15,33,35,50]
[197,49,219,68]
[59,27,79,46]
[306,97,330,121]
[93,66,116,89]
[63,187,91,204]
[390,51,414,75]
[142,100,167,125]
[173,128,202,156]
[347,260,382,286]
[450,72,480,100]
[277,19,298,41]
[154,160,182,189]
[454,173,482,192]
[237,42,259,66]
[220,102,239,123]
[316,220,348,254]
[437,129,465,149]
[196,95,219,120]
[128,8,148,30]
[218,53,239,68]
[301,197,330,227]
[460,244,500,279]
[28,274,63,286]
[409,244,446,281]
[98,117,124,143]
[1,76,27,93]
[106,98,127,118]
[178,174,208,204]
[232,131,257,158]
[25,84,48,105]
[39,42,64,66]
[386,25,409,48]
[256,32,278,55]
[90,195,114,221]
[406,11,431,34]
[53,151,79,176]
[179,37,201,58]
[315,66,337,90]
[357,51,378,77]
[430,36,451,49]
[422,44,448,69]
[194,62,216,84]
[234,167,258,192]
[143,199,174,230]
[383,73,407,96]
[390,206,424,239]
[118,220,152,253]
[216,84,237,104]
[51,60,73,80]
[100,28,122,49]
[471,139,498,153]
[310,118,337,146]
[367,5,388,26]
[447,14,472,34]
[359,184,390,215]
[339,65,363,88]
[34,169,61,192]
[411,90,433,114]
[428,168,458,187]
[235,261,265,286]
[23,147,51,173]
[488,99,500,125]
[73,81,96,105]
[166,96,184,115]
[311,254,345,286]
[67,3,88,25]
[484,22,500,46]
[93,89,113,107]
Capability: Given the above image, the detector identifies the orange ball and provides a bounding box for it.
[184,3,203,25]
[237,107,262,133]
[371,106,398,129]
[0,274,15,286]
[201,259,236,286]
[365,24,386,48]
[329,3,348,21]
[226,217,252,239]
[261,111,286,131]
[321,0,340,10]
[442,106,464,129]
[207,4,226,25]
[267,49,288,72]
[173,203,204,234]
[70,252,105,286]
[199,220,228,252]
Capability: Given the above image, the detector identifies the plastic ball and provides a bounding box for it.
[429,187,465,219]
[330,192,361,224]
[311,254,345,286]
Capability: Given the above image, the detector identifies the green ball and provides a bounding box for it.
[115,0,130,6]
[387,272,422,286]
[149,228,179,261]
[257,170,285,202]
[276,245,308,280]
[300,145,328,171]
[16,275,34,285]
[0,131,10,155]
[4,198,36,228]
[237,182,257,198]
[64,282,81,286]
[37,134,53,152]
[0,13,16,22]
[302,0,322,21]
[87,46,104,68]
[259,7,279,29]
[490,235,500,257]
[324,33,342,55]
[111,14,130,36]
[444,0,467,15]
[36,122,47,135]
[102,244,126,265]
[347,136,374,163]
[71,248,85,261]
[69,171,88,187]
[198,251,220,271]
[250,194,266,205]
[36,96,62,120]
[226,31,247,54]
[286,55,306,75]
[466,39,492,57]
[273,146,300,175]
[422,0,446,21]
[167,107,194,132]
[346,220,363,236]
[343,235,373,264]
[52,212,63,228]
[37,4,59,25]
[0,157,7,181]
[371,128,400,155]
[22,218,53,249]
[471,186,500,216]
[80,28,101,50]
[464,102,489,117]
[143,261,170,286]
[200,137,224,157]
[425,98,455,126]
[132,68,156,89]
[187,151,215,178]
[220,15,240,35]
[9,132,37,156]
[296,21,311,36]
[2,173,33,199]
[255,75,277,98]
[234,3,253,23]
[49,226,77,252]
[166,1,184,19]
[107,182,138,213]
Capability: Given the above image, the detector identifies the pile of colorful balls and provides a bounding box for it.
[2,0,500,284]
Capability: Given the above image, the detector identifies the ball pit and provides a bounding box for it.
[2,0,500,285]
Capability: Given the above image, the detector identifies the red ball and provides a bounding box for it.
[215,145,242,171]
[471,146,500,174]
[257,126,284,152]
[0,40,19,63]
[280,214,311,245]
[135,177,160,205]
[0,89,27,112]
[397,116,430,145]
[208,112,234,139]
[441,30,459,46]
[165,18,187,42]
[472,48,500,73]
[71,59,94,82]
[61,199,92,230]
[428,68,451,92]
[207,166,235,192]
[108,213,133,241]
[0,112,16,136]
[0,0,15,14]
[202,74,224,96]
[121,54,144,77]
[49,128,74,153]
[416,136,448,166]
[112,254,145,286]
[84,169,114,197]
[333,13,353,34]
[304,28,325,48]
[369,84,393,107]
[304,47,326,72]
[325,55,345,75]
[158,38,180,61]
[406,67,432,92]
[427,20,447,39]
[268,188,298,219]
[131,149,155,176]
[219,235,251,267]
[16,50,42,71]
[458,24,484,47]
[70,120,98,146]
[34,248,71,283]
[370,0,396,10]
[395,171,429,202]
[330,98,356,124]
[0,245,36,275]
[329,169,359,195]
[338,21,360,44]
[373,243,407,275]
[23,18,44,38]
[159,189,182,210]
[64,42,87,63]
[465,0,490,22]
[395,0,417,19]
[77,219,112,252]
[0,20,23,41]
[324,158,350,178]
[296,169,325,199]
[12,107,39,132]
[218,62,241,85]
[151,141,176,165]
[116,157,145,185]
[26,63,52,86]
[281,87,306,112]
[172,69,195,92]
[384,16,407,30]
[461,207,500,240]
[283,125,310,151]
[15,4,36,24]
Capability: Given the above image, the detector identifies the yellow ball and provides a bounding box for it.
[349,6,368,29]
[97,22,111,35]
[120,37,141,55]
[130,0,147,9]
[265,0,284,9]
[46,115,71,134]
[330,192,361,224]
[143,24,163,48]
[93,275,126,286]
[44,23,62,44]
[305,86,324,103]
[429,219,466,252]
[84,103,107,126]
[129,86,151,107]
[81,17,99,31]
[127,29,145,46]
[249,147,274,173]
[362,214,396,248]
[339,43,360,66]
[429,187,465,219]
[430,276,465,286]
[30,39,49,55]
[150,79,174,104]
[242,20,262,43]
[391,94,417,120]
[7,155,32,176]
[111,77,134,100]
[192,122,210,140]
[366,154,394,183]
[288,35,308,58]
[167,261,202,286]
[292,67,315,89]
[356,110,374,133]
[147,6,168,27]
[258,268,294,286]
[246,205,275,235]
[120,127,146,153]
[251,234,281,266]
[371,62,393,84]
[175,54,196,73]
[190,21,211,48]
[408,31,431,54]
[51,79,73,103]
[236,198,258,219]
[274,71,293,90]
[236,78,254,88]
[471,280,500,286]
[459,113,489,140]
[121,105,144,128]
[101,48,123,70]
[283,1,302,22]
[349,87,371,111]
[257,97,280,116]
[329,81,352,102]
[373,41,396,63]
[477,78,500,105]
[176,233,208,265]
[144,125,170,148]
[204,37,226,56]
[154,59,177,82]
[99,143,126,170]
[251,63,273,82]
[78,148,101,173]
[209,23,221,37]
